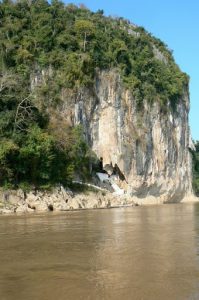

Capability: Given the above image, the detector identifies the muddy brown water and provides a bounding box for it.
[1,203,199,300]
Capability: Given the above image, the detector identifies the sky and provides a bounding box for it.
[64,0,199,140]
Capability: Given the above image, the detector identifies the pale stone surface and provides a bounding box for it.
[4,187,132,213]
[28,68,195,203]
[1,187,199,215]
[1,209,14,214]
[181,194,199,203]
[59,69,193,202]
[15,205,28,213]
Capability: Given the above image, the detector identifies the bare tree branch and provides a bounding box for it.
[13,95,35,133]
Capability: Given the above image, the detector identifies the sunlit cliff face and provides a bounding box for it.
[70,70,193,202]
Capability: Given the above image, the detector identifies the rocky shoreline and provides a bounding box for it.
[0,186,137,215]
[0,185,198,215]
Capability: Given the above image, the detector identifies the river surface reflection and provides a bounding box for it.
[1,203,199,300]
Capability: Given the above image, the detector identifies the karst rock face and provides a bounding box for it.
[54,69,193,203]
[1,2,196,205]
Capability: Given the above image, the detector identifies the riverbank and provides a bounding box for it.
[0,185,136,215]
[0,185,198,215]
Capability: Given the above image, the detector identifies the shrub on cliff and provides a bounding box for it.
[192,141,199,196]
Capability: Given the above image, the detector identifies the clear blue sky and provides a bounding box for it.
[65,0,199,140]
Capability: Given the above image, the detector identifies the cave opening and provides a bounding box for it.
[98,157,126,182]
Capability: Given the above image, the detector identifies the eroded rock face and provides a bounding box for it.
[61,70,193,202]
[0,186,136,214]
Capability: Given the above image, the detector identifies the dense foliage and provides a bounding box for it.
[0,0,189,189]
[192,141,199,196]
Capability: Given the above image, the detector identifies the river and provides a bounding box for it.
[1,203,199,300]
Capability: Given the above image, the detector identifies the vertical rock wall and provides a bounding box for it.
[65,70,193,202]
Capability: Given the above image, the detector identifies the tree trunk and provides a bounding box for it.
[83,32,87,52]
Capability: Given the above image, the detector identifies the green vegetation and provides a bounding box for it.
[0,0,189,189]
[192,141,199,196]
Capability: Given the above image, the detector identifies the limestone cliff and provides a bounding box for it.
[0,2,195,206]
[57,70,193,203]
